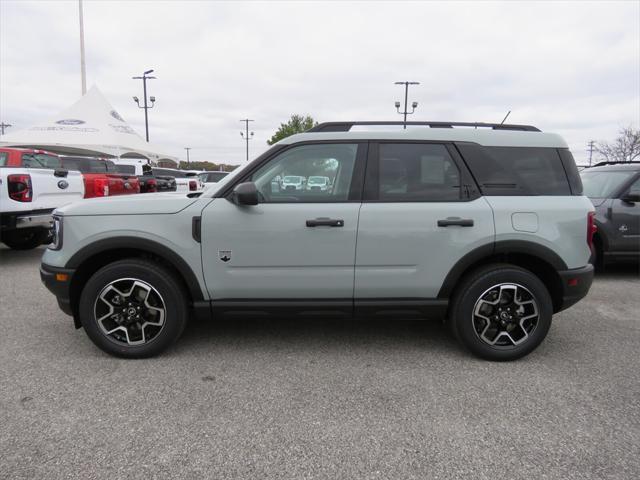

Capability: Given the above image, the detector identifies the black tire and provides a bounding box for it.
[449,264,553,361]
[78,258,188,358]
[1,228,49,250]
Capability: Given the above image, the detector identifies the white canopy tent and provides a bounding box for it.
[0,86,178,166]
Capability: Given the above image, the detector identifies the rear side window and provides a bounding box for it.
[377,143,461,201]
[21,153,61,169]
[558,149,583,195]
[0,152,7,166]
[114,164,135,174]
[61,157,107,173]
[457,144,571,195]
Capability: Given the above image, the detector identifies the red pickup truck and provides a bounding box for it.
[1,148,140,199]
[59,156,140,198]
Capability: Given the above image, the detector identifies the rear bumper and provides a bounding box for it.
[1,209,54,230]
[557,264,594,312]
[40,263,75,317]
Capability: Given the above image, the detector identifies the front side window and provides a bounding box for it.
[581,170,636,198]
[0,152,7,166]
[627,177,640,196]
[377,143,461,201]
[250,143,358,203]
[21,153,61,169]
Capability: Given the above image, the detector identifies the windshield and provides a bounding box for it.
[283,176,302,183]
[200,171,228,183]
[308,176,327,185]
[580,170,636,197]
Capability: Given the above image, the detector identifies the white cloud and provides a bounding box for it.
[1,0,638,165]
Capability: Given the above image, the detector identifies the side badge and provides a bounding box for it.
[219,250,232,262]
[57,180,69,189]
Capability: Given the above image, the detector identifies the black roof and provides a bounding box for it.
[584,161,640,172]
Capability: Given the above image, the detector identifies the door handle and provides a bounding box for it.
[306,217,344,227]
[437,217,474,227]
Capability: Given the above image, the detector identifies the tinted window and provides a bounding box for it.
[458,145,571,195]
[629,177,640,196]
[250,143,358,203]
[558,149,583,195]
[200,171,228,183]
[61,157,107,173]
[377,143,461,201]
[153,168,180,177]
[0,152,7,166]
[581,170,636,197]
[114,164,135,174]
[21,153,61,169]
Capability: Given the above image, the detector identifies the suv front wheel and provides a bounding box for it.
[449,264,553,361]
[78,259,188,358]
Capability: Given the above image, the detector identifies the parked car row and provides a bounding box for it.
[0,147,216,250]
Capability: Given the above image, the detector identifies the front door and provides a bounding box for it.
[610,176,640,253]
[201,142,366,301]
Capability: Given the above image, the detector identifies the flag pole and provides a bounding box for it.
[79,0,87,95]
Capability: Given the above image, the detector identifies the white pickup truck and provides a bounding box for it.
[0,167,84,249]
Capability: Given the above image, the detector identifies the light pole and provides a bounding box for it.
[239,119,254,162]
[132,69,156,142]
[185,147,191,167]
[394,81,420,129]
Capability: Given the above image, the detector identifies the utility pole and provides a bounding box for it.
[239,119,254,162]
[587,140,595,167]
[78,0,87,95]
[394,81,420,129]
[0,122,11,136]
[184,147,191,166]
[132,69,156,142]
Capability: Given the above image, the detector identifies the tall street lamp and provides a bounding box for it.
[240,119,254,162]
[394,81,420,129]
[132,69,156,141]
[185,147,191,166]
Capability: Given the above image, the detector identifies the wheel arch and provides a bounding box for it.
[66,237,205,327]
[438,240,567,313]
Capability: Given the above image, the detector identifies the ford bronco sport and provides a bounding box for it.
[41,121,595,360]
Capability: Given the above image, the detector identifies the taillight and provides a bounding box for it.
[94,178,110,197]
[8,174,32,202]
[189,180,197,191]
[147,178,157,193]
[587,211,597,248]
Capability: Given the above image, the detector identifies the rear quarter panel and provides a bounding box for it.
[486,196,594,269]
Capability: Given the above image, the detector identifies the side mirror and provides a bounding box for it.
[621,192,640,204]
[232,182,259,206]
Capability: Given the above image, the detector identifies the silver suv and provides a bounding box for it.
[41,121,595,360]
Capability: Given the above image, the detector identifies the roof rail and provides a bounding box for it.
[591,160,640,167]
[307,121,541,133]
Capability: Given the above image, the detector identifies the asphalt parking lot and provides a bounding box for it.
[1,245,639,480]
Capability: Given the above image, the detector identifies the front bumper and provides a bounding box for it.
[40,263,75,317]
[557,264,594,311]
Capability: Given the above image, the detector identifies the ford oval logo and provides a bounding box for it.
[124,182,131,189]
[57,180,69,189]
[56,119,85,125]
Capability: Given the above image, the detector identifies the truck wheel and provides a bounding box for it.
[1,228,49,250]
[449,264,553,361]
[78,259,188,358]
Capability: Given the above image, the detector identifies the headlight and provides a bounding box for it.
[49,215,63,250]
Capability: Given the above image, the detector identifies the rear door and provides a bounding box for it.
[355,142,495,300]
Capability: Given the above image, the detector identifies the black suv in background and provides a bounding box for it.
[580,162,640,269]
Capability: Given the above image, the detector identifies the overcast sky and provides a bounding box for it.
[1,0,639,165]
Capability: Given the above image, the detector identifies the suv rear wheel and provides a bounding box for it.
[78,259,188,358]
[449,264,553,361]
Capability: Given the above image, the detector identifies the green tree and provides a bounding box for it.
[178,161,238,172]
[267,114,318,145]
